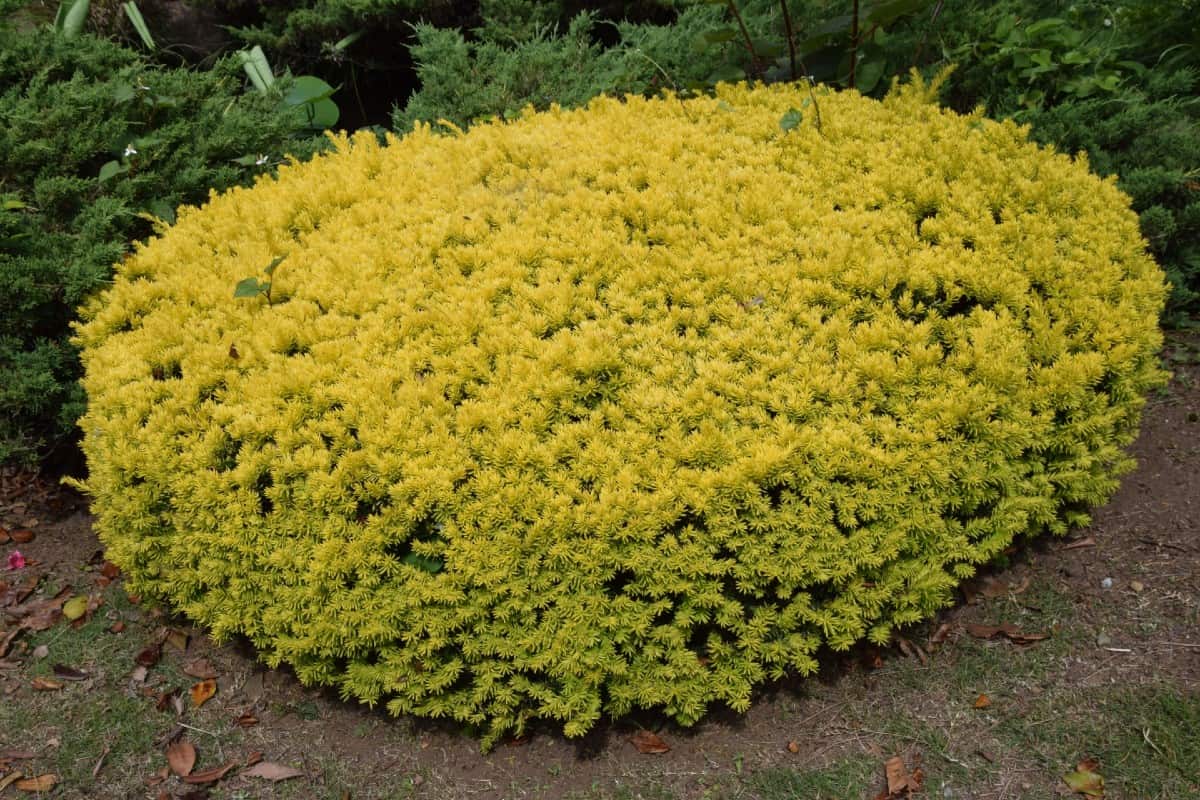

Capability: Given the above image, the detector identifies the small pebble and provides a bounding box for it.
[1130,580,1145,592]
[1101,577,1113,589]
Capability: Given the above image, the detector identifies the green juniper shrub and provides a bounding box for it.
[0,27,323,466]
[1019,68,1200,323]
[392,4,770,131]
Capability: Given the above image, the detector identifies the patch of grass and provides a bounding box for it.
[747,757,879,800]
[565,781,680,800]
[997,684,1200,800]
[0,676,161,795]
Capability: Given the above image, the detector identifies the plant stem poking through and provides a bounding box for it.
[849,0,860,90]
[779,0,798,81]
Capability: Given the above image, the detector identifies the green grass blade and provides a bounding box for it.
[122,2,156,50]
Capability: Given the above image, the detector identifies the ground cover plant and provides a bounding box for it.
[73,74,1166,746]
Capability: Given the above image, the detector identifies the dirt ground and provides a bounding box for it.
[1,334,1197,800]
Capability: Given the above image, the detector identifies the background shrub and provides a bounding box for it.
[0,25,323,466]
[75,79,1166,744]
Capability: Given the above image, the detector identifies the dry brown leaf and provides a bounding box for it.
[964,623,1049,645]
[786,740,800,754]
[15,773,58,792]
[2,574,40,607]
[885,756,907,795]
[9,530,34,544]
[190,678,217,708]
[0,751,35,760]
[109,621,126,634]
[183,658,218,680]
[181,760,237,785]
[1063,536,1097,551]
[235,711,259,727]
[974,693,992,709]
[0,772,21,793]
[167,740,197,777]
[15,589,71,632]
[31,677,63,691]
[100,561,120,580]
[0,527,8,544]
[630,730,670,754]
[0,628,21,659]
[244,750,263,767]
[135,642,162,668]
[166,629,189,652]
[52,664,88,681]
[241,762,305,782]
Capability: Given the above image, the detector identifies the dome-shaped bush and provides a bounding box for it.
[74,75,1166,744]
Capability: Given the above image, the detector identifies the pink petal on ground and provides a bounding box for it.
[6,550,25,570]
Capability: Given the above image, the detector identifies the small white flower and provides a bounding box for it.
[138,83,151,91]
[123,145,138,157]
[1104,17,1112,26]
[255,155,270,166]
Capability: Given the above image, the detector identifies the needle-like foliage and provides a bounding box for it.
[74,75,1166,746]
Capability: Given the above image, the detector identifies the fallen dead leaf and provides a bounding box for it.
[876,755,923,799]
[0,751,36,760]
[51,664,87,681]
[786,740,800,754]
[1063,536,1097,551]
[0,772,21,793]
[108,621,126,634]
[61,595,87,621]
[235,711,259,727]
[167,740,197,777]
[974,693,992,709]
[135,642,162,668]
[885,756,907,795]
[190,678,217,708]
[1130,580,1145,593]
[630,730,670,754]
[1064,758,1105,797]
[15,774,58,792]
[13,588,71,632]
[241,762,305,782]
[2,574,39,607]
[965,623,1050,645]
[183,658,218,680]
[0,528,8,544]
[181,760,237,785]
[9,530,34,544]
[155,689,178,713]
[166,629,189,652]
[244,750,263,767]
[100,561,120,580]
[0,628,21,659]
[31,677,63,691]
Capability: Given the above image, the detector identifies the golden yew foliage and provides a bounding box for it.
[74,76,1166,744]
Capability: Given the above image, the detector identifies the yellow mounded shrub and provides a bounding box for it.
[74,76,1167,744]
